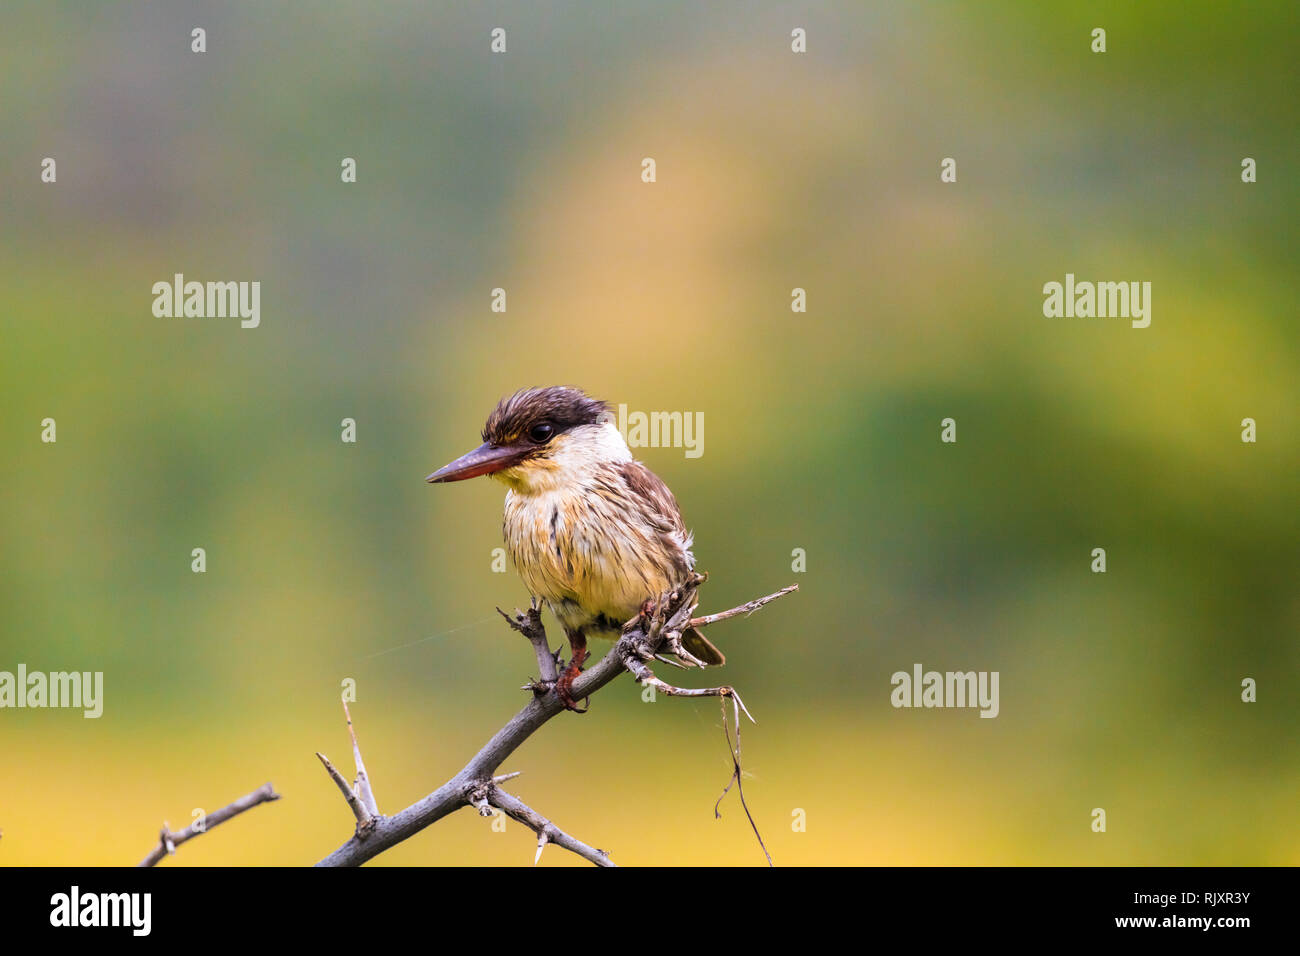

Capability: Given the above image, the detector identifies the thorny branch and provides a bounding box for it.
[482,786,615,867]
[313,573,796,867]
[689,584,799,628]
[315,699,382,835]
[130,577,793,866]
[715,695,773,866]
[497,598,559,691]
[137,782,280,867]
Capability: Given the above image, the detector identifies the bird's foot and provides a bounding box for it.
[629,597,663,635]
[554,647,590,713]
[662,630,709,668]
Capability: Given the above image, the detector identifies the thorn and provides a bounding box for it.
[730,689,757,725]
[534,832,548,866]
[654,653,688,669]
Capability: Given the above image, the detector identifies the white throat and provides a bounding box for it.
[495,421,632,495]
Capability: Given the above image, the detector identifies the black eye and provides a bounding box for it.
[528,422,555,443]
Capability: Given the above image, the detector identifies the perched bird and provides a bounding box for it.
[426,386,723,710]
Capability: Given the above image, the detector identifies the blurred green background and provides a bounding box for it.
[1,1,1296,865]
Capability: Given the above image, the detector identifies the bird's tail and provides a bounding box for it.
[679,626,725,666]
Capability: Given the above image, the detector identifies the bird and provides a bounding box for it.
[425,386,724,710]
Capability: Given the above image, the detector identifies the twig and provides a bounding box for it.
[622,656,756,724]
[344,700,379,816]
[487,787,615,867]
[714,695,773,866]
[137,782,280,867]
[316,752,372,829]
[315,576,796,866]
[317,699,381,835]
[618,598,771,863]
[498,599,559,691]
[689,584,799,628]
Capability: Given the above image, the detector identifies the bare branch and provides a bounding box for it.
[619,627,770,862]
[318,700,382,835]
[689,584,799,628]
[714,695,772,866]
[499,600,558,691]
[137,782,280,867]
[316,752,372,829]
[622,656,756,723]
[315,577,797,867]
[487,787,615,867]
[343,700,379,816]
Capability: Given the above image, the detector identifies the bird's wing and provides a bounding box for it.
[616,460,694,566]
[617,461,723,665]
[681,626,725,666]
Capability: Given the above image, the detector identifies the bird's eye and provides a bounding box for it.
[528,423,555,443]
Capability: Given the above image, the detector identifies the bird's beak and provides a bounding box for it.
[425,442,530,483]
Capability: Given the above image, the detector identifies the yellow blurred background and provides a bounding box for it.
[1,1,1296,865]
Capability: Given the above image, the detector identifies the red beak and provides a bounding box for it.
[426,442,530,483]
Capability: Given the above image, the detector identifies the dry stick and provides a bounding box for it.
[137,783,280,867]
[486,787,615,867]
[344,700,379,816]
[689,584,799,628]
[623,658,757,723]
[316,752,372,829]
[315,577,796,867]
[317,698,381,834]
[714,695,773,866]
[498,599,558,690]
[622,615,771,864]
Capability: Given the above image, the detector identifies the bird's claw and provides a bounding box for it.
[663,629,708,668]
[635,596,669,630]
[555,648,590,713]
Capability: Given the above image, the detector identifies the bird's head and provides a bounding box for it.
[426,386,627,494]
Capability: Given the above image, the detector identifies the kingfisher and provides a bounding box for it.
[426,386,724,710]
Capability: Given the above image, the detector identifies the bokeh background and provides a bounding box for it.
[2,1,1296,866]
